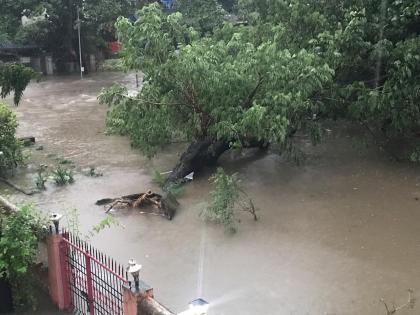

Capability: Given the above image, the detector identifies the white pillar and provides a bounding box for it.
[45,56,54,75]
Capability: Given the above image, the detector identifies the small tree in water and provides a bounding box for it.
[202,168,257,232]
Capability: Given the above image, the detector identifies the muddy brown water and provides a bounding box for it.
[1,73,420,315]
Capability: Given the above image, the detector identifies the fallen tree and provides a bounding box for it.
[164,138,267,188]
[99,4,332,186]
[99,1,420,183]
[96,191,179,220]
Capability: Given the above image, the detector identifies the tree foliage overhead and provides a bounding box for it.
[101,0,420,181]
[0,63,36,105]
[201,167,258,232]
[236,0,420,137]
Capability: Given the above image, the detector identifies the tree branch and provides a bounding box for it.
[114,93,187,107]
[380,289,415,315]
[241,73,264,109]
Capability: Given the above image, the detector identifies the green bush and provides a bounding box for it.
[0,103,22,174]
[34,165,48,190]
[0,205,47,309]
[201,168,240,232]
[202,168,258,232]
[51,166,74,186]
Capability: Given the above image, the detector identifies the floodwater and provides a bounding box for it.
[2,73,420,315]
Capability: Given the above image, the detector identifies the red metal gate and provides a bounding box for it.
[60,232,128,315]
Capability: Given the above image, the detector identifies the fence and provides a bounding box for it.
[47,227,174,315]
[59,230,128,315]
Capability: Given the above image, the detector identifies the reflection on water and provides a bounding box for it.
[2,73,420,314]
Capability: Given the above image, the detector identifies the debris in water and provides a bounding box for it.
[96,190,179,220]
[184,172,194,181]
[380,289,415,315]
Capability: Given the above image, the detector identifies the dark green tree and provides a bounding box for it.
[0,0,138,68]
[239,0,420,143]
[99,0,420,187]
[0,63,36,105]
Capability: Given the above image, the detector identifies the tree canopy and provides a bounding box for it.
[101,1,420,183]
[0,0,137,66]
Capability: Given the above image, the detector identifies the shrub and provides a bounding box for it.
[34,165,48,190]
[0,204,47,309]
[201,168,240,232]
[0,103,22,174]
[51,166,74,186]
[202,168,258,232]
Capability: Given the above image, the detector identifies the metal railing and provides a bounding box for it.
[60,231,128,315]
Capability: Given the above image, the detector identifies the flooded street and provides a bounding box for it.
[2,73,420,315]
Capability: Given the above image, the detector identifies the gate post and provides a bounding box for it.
[122,283,174,315]
[47,234,72,311]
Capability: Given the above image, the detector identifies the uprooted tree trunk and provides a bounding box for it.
[96,191,179,220]
[164,138,229,189]
[95,137,266,220]
[163,137,267,190]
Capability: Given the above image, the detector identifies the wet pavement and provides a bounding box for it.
[1,73,420,315]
